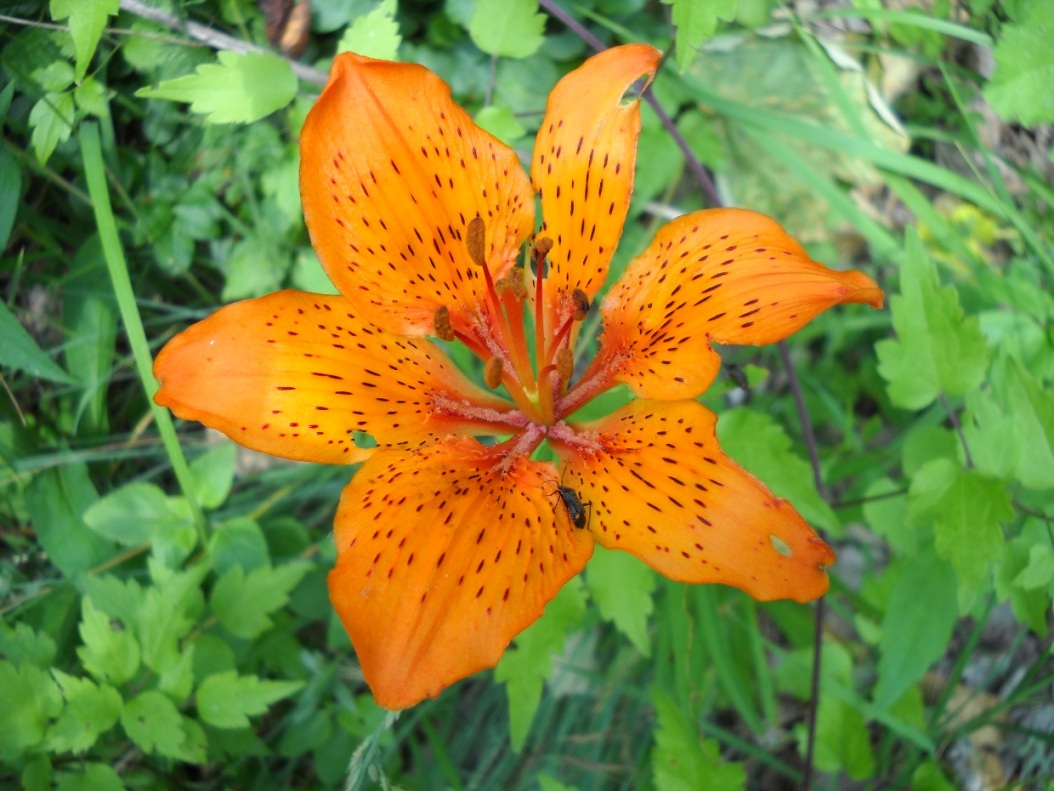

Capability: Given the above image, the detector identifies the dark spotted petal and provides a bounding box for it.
[599,209,884,399]
[300,53,535,337]
[153,291,515,464]
[328,440,593,709]
[556,399,835,603]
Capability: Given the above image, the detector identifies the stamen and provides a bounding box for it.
[467,215,486,267]
[433,306,455,341]
[556,347,574,387]
[571,289,590,321]
[484,356,504,389]
[531,236,553,275]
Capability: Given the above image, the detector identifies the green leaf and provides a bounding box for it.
[45,671,122,754]
[29,92,75,165]
[0,660,63,760]
[661,0,738,72]
[875,230,989,409]
[585,546,656,656]
[808,696,876,780]
[54,763,124,791]
[136,51,297,124]
[63,236,117,435]
[208,516,271,574]
[1004,359,1054,489]
[1013,544,1054,590]
[196,671,303,729]
[0,622,57,668]
[189,442,237,510]
[338,0,401,60]
[210,561,312,639]
[221,234,288,301]
[135,560,208,673]
[995,521,1050,636]
[82,482,194,546]
[494,578,587,751]
[21,754,51,791]
[0,145,20,250]
[909,459,1013,607]
[873,551,958,709]
[120,690,186,757]
[50,0,120,81]
[26,462,118,578]
[983,1,1054,124]
[717,407,838,532]
[469,0,545,59]
[0,298,74,383]
[650,688,746,791]
[474,105,527,146]
[77,597,141,686]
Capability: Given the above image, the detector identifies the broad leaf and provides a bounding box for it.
[984,1,1054,124]
[45,671,122,754]
[651,687,746,791]
[196,671,303,729]
[120,690,186,757]
[337,0,401,60]
[136,51,297,124]
[0,298,74,383]
[585,546,656,656]
[876,230,988,409]
[50,0,120,80]
[469,0,545,59]
[210,561,312,639]
[661,0,738,72]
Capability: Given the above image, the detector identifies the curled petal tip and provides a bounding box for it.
[838,269,885,309]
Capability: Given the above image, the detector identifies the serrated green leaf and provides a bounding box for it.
[808,696,876,780]
[210,561,312,639]
[338,0,401,60]
[208,516,271,574]
[0,622,57,668]
[120,690,186,756]
[494,578,587,751]
[29,91,75,165]
[21,754,51,791]
[983,2,1054,124]
[196,671,303,728]
[82,482,193,546]
[0,660,63,760]
[1004,359,1054,489]
[861,477,913,555]
[165,716,207,764]
[136,51,297,124]
[54,763,124,791]
[661,0,738,72]
[77,598,141,686]
[875,230,989,409]
[50,0,120,81]
[135,560,208,673]
[1012,544,1054,590]
[221,234,287,300]
[874,551,957,709]
[717,407,838,532]
[45,671,122,754]
[189,442,237,510]
[651,687,746,791]
[909,459,1013,607]
[995,521,1050,636]
[585,546,656,655]
[0,298,74,383]
[469,0,545,59]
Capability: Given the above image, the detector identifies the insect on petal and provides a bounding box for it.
[531,44,661,323]
[301,53,536,337]
[328,439,594,709]
[556,399,835,603]
[599,208,883,400]
[153,291,515,464]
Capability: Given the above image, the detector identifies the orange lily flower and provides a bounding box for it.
[154,44,883,710]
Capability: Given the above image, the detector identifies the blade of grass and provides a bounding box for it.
[79,121,206,541]
[802,7,993,47]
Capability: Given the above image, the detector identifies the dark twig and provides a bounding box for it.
[778,342,829,501]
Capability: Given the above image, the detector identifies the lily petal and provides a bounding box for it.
[301,53,536,337]
[154,291,514,464]
[328,439,594,709]
[556,399,834,603]
[532,44,661,323]
[599,209,884,399]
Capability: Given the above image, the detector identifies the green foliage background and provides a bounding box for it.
[2,0,1052,788]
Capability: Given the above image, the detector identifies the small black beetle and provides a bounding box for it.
[555,485,590,530]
